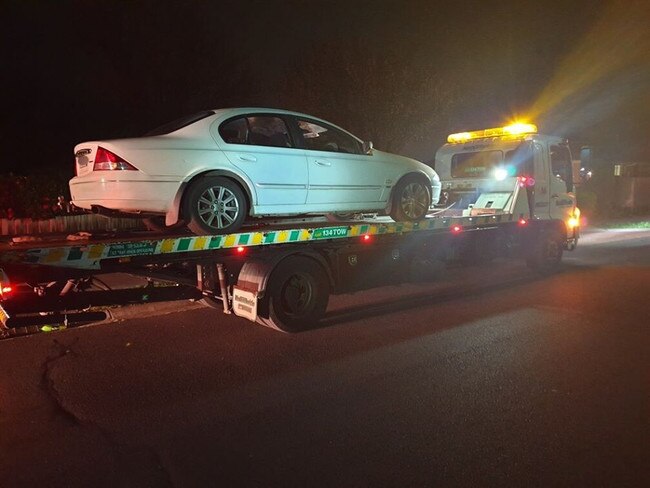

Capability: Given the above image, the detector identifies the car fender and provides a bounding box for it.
[165,168,258,226]
[384,171,434,214]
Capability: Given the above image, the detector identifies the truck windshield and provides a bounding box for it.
[451,143,533,178]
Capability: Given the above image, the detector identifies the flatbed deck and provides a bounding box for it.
[0,212,518,271]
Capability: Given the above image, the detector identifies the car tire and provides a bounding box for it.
[184,176,247,235]
[325,212,359,222]
[390,175,431,222]
[257,256,330,332]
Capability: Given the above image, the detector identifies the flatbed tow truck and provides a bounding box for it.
[0,123,581,335]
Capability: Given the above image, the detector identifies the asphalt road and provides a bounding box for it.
[1,227,649,487]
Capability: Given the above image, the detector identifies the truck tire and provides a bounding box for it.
[526,229,564,272]
[184,176,247,235]
[408,249,446,282]
[258,256,329,332]
[390,175,431,222]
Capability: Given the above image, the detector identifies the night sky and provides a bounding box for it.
[3,0,649,177]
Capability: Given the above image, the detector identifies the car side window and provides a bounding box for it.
[219,117,248,144]
[219,116,292,148]
[296,119,362,154]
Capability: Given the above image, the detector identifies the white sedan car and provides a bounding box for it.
[70,108,441,235]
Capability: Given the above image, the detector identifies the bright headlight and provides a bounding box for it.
[493,167,509,181]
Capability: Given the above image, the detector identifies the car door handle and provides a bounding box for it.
[315,159,331,166]
[237,154,257,162]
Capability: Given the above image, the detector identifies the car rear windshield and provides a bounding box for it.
[145,110,215,136]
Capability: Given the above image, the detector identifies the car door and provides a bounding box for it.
[292,117,387,205]
[217,114,308,206]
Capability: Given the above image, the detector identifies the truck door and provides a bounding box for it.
[549,144,575,223]
[533,142,550,218]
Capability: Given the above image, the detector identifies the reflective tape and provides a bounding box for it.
[1,214,511,270]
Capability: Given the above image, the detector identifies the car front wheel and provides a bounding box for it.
[390,176,431,222]
[184,176,247,235]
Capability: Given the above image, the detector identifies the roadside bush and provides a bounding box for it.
[0,172,73,219]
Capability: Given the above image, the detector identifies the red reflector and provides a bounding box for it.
[236,246,245,254]
[94,147,137,171]
[518,175,535,187]
[451,224,463,234]
[518,218,528,226]
[362,234,371,242]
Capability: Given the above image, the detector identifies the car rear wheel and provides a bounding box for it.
[184,176,247,235]
[390,176,431,222]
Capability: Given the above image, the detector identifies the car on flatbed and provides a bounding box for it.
[70,108,441,235]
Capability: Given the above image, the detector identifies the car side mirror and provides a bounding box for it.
[363,141,374,155]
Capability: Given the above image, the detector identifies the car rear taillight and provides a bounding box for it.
[94,147,138,171]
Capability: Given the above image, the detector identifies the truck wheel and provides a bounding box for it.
[408,250,446,282]
[258,256,329,332]
[526,230,564,272]
[184,177,247,235]
[390,176,431,222]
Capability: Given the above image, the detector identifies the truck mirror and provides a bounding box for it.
[580,146,592,167]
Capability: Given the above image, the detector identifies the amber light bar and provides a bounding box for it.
[448,123,538,143]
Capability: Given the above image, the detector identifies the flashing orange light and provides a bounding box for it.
[447,123,537,143]
[567,207,581,229]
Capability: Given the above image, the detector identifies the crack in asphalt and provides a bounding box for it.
[40,338,175,486]
[40,338,81,426]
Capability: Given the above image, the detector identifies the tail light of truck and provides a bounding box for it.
[451,224,463,234]
[94,147,138,171]
[518,176,535,187]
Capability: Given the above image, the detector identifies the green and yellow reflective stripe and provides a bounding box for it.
[7,214,518,269]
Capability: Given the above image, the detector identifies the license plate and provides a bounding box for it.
[232,286,257,322]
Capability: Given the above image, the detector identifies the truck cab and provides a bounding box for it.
[434,123,580,247]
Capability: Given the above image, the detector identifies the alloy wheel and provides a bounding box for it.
[400,182,430,219]
[197,186,240,229]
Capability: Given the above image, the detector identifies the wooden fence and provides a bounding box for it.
[1,214,144,236]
